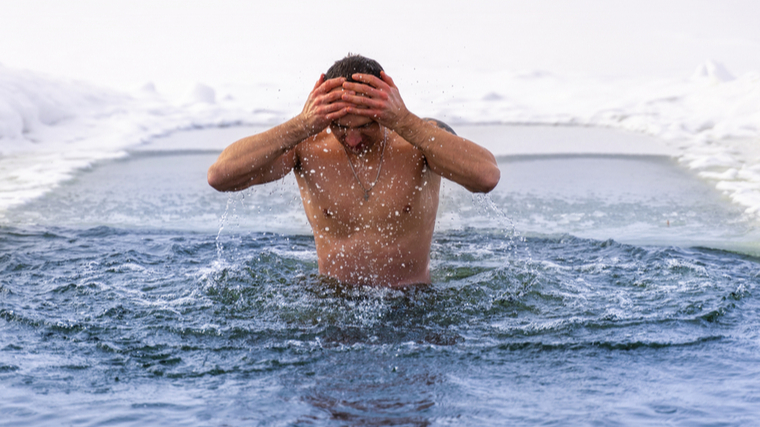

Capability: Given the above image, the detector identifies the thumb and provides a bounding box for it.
[313,74,325,90]
[380,71,396,87]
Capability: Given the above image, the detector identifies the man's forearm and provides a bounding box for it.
[393,114,500,193]
[207,116,312,191]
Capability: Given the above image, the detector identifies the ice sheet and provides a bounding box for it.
[1,61,759,218]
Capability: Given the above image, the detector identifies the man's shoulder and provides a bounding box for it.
[422,118,457,136]
[294,130,334,156]
[294,131,346,168]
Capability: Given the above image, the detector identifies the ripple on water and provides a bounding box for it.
[1,225,760,425]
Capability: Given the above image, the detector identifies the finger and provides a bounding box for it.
[318,101,353,114]
[380,71,396,88]
[325,107,349,121]
[341,93,384,109]
[320,89,349,104]
[312,74,325,91]
[342,82,387,99]
[351,73,388,90]
[320,77,346,93]
[314,76,343,95]
[345,106,382,119]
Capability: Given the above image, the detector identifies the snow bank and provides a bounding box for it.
[0,65,274,213]
[1,61,759,219]
[416,61,760,218]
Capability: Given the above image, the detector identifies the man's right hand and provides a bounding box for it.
[299,75,352,136]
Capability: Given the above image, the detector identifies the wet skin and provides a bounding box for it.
[295,116,440,286]
[208,71,500,286]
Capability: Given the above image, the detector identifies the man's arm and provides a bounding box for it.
[422,117,457,136]
[394,113,500,193]
[207,75,350,192]
[341,72,500,193]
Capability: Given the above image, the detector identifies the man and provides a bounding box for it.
[208,54,500,287]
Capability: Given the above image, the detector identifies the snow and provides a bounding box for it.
[0,66,256,212]
[692,60,735,83]
[1,1,759,218]
[2,60,759,218]
[189,84,217,105]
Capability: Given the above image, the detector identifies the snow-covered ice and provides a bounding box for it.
[2,60,759,217]
[1,1,759,219]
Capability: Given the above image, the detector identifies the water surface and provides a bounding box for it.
[2,126,759,426]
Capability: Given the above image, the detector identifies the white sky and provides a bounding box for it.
[1,0,759,95]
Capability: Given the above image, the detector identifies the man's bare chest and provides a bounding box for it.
[294,141,438,235]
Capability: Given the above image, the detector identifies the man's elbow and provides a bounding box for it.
[472,164,501,193]
[485,165,501,193]
[207,164,230,192]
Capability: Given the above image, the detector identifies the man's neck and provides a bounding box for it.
[343,127,387,158]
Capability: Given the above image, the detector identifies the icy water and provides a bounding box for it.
[2,126,760,426]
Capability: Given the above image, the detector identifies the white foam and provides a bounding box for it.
[1,60,760,219]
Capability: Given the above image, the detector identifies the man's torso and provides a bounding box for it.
[293,130,441,286]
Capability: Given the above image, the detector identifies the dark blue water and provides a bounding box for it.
[2,225,759,426]
[2,128,760,425]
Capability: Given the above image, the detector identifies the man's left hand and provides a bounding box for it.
[341,72,413,130]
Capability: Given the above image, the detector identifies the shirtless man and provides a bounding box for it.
[208,54,500,286]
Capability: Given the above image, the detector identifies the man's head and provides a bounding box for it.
[325,54,385,153]
[325,53,383,83]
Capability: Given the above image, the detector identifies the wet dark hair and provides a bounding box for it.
[325,53,383,82]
